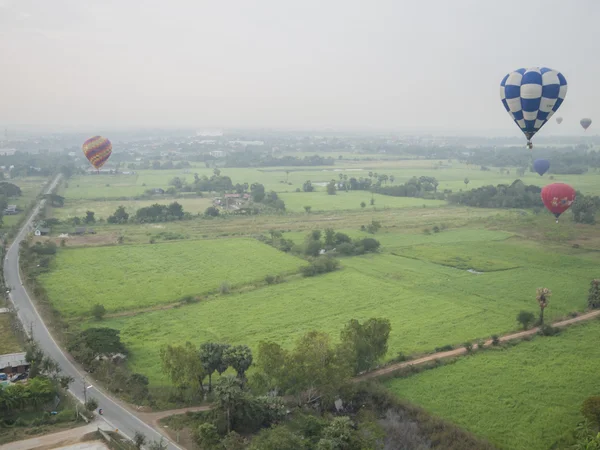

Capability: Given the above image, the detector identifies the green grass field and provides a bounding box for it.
[0,315,22,354]
[385,320,600,450]
[39,238,306,317]
[68,229,600,386]
[58,161,600,201]
[278,191,446,212]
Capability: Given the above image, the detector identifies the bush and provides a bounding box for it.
[434,344,453,352]
[205,206,220,217]
[491,335,500,346]
[516,310,535,330]
[91,304,106,320]
[582,396,600,426]
[476,339,485,349]
[301,256,340,277]
[56,409,76,423]
[433,225,440,233]
[220,282,231,294]
[336,242,356,256]
[464,342,473,352]
[588,279,600,309]
[539,324,559,336]
[423,228,431,235]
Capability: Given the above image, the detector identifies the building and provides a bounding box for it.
[74,227,86,235]
[153,188,165,194]
[34,227,50,236]
[209,150,227,158]
[3,205,17,215]
[0,352,29,375]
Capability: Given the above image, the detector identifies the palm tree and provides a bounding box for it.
[536,287,552,325]
[214,375,244,434]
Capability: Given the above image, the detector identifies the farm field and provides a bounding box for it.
[0,315,22,354]
[71,229,599,385]
[58,162,600,201]
[385,320,600,450]
[38,238,306,317]
[52,197,214,220]
[278,190,446,212]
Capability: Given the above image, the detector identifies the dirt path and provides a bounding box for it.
[135,309,600,426]
[356,309,600,380]
[1,423,100,450]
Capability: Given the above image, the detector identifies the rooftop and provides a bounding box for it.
[0,352,28,370]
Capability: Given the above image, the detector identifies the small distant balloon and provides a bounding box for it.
[82,136,112,170]
[541,183,576,223]
[533,159,550,176]
[580,118,592,131]
[556,117,563,124]
[500,67,568,150]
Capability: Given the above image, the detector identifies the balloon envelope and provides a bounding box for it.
[581,118,592,130]
[556,117,563,124]
[500,67,568,147]
[533,159,550,176]
[82,136,112,170]
[541,183,576,219]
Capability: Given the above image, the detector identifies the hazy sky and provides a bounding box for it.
[1,0,599,135]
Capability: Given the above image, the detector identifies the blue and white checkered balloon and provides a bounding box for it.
[500,67,567,148]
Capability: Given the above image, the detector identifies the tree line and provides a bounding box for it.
[225,153,335,168]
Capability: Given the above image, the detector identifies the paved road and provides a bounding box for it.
[4,174,181,450]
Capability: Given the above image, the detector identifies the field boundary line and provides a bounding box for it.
[355,309,600,381]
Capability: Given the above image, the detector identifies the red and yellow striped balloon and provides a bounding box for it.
[82,136,112,170]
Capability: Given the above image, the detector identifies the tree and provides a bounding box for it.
[133,431,147,450]
[324,228,335,247]
[205,206,220,217]
[370,197,375,206]
[68,328,127,363]
[303,180,315,192]
[257,341,288,390]
[108,205,129,224]
[360,201,366,209]
[339,318,391,374]
[536,287,552,325]
[221,431,247,450]
[326,180,337,195]
[516,311,535,330]
[91,304,106,321]
[389,175,395,184]
[286,331,352,404]
[317,416,361,450]
[588,279,600,309]
[582,396,600,427]
[223,345,253,381]
[199,342,229,392]
[251,183,266,202]
[196,423,220,449]
[85,397,98,411]
[148,437,168,450]
[214,375,245,434]
[159,342,205,392]
[304,205,312,213]
[464,177,470,187]
[249,425,306,450]
[85,211,95,224]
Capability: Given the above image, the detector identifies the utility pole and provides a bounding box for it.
[83,377,87,403]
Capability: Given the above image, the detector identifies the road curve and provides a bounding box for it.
[4,174,182,450]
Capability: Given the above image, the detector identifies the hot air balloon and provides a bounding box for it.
[541,183,576,223]
[581,118,592,131]
[533,159,550,176]
[82,136,112,170]
[500,67,568,149]
[556,117,563,124]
